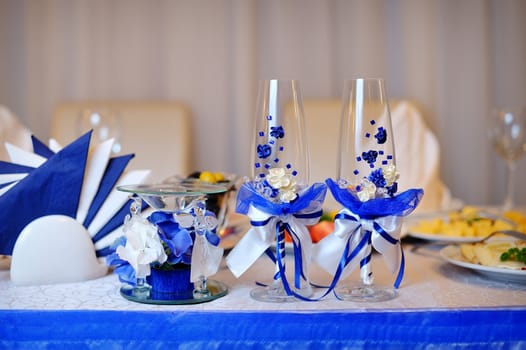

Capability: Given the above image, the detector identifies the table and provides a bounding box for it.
[1,240,525,349]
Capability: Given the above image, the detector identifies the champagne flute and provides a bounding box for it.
[249,79,310,302]
[487,108,526,211]
[334,78,398,301]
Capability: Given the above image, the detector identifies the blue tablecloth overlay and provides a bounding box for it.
[1,308,525,349]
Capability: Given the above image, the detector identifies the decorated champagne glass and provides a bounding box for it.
[315,78,422,301]
[487,108,526,211]
[226,79,326,302]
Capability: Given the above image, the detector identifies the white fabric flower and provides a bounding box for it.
[382,164,399,186]
[267,167,291,189]
[357,178,377,202]
[117,217,167,276]
[280,189,298,202]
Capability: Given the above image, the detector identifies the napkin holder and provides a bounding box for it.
[10,215,108,285]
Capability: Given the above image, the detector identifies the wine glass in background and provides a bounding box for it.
[487,108,526,211]
[335,78,398,301]
[249,79,311,302]
[79,108,122,154]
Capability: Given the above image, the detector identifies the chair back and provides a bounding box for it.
[51,101,192,182]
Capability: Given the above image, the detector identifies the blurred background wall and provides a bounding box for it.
[0,0,525,206]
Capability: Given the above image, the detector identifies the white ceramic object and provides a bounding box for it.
[10,215,108,285]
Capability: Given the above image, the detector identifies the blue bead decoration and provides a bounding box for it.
[362,150,378,164]
[370,163,375,168]
[264,164,270,169]
[353,169,359,175]
[382,160,388,165]
[286,163,292,169]
[259,131,264,137]
[379,150,384,155]
[374,127,387,144]
[356,156,362,162]
[270,126,285,139]
[255,162,261,168]
[365,133,371,138]
[269,140,275,145]
[279,146,284,151]
[387,182,398,196]
[387,155,393,160]
[274,158,279,163]
[267,115,272,120]
[367,169,386,187]
[259,173,266,178]
[370,120,376,125]
[292,170,298,176]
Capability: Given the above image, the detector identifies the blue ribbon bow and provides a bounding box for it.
[226,182,327,299]
[312,179,423,290]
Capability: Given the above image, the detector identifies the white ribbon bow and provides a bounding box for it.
[226,204,321,279]
[313,208,403,284]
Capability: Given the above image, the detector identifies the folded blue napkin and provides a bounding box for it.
[0,132,135,256]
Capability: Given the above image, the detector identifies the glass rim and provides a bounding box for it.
[117,182,227,196]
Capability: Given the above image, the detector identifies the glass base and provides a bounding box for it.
[132,284,151,299]
[250,281,312,303]
[335,283,397,302]
[120,279,228,305]
[193,275,211,299]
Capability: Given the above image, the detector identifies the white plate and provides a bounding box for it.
[439,245,526,283]
[407,231,482,243]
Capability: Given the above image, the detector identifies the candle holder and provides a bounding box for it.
[108,182,229,305]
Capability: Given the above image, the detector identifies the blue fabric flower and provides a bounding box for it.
[361,150,378,164]
[148,212,193,265]
[270,126,285,138]
[257,144,272,159]
[368,168,386,188]
[374,127,387,144]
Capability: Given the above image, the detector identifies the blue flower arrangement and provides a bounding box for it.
[106,203,220,286]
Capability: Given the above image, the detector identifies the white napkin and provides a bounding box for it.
[391,101,453,213]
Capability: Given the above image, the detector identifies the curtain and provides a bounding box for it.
[0,0,525,206]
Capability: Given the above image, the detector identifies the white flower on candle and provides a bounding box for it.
[116,217,167,275]
[357,178,377,202]
[382,164,399,186]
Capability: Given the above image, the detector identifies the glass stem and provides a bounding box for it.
[193,275,210,299]
[503,160,516,211]
[133,275,150,299]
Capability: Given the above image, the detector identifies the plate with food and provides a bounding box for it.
[440,239,526,283]
[405,206,525,243]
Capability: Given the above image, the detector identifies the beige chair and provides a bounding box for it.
[302,98,452,213]
[0,105,33,161]
[51,101,192,182]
